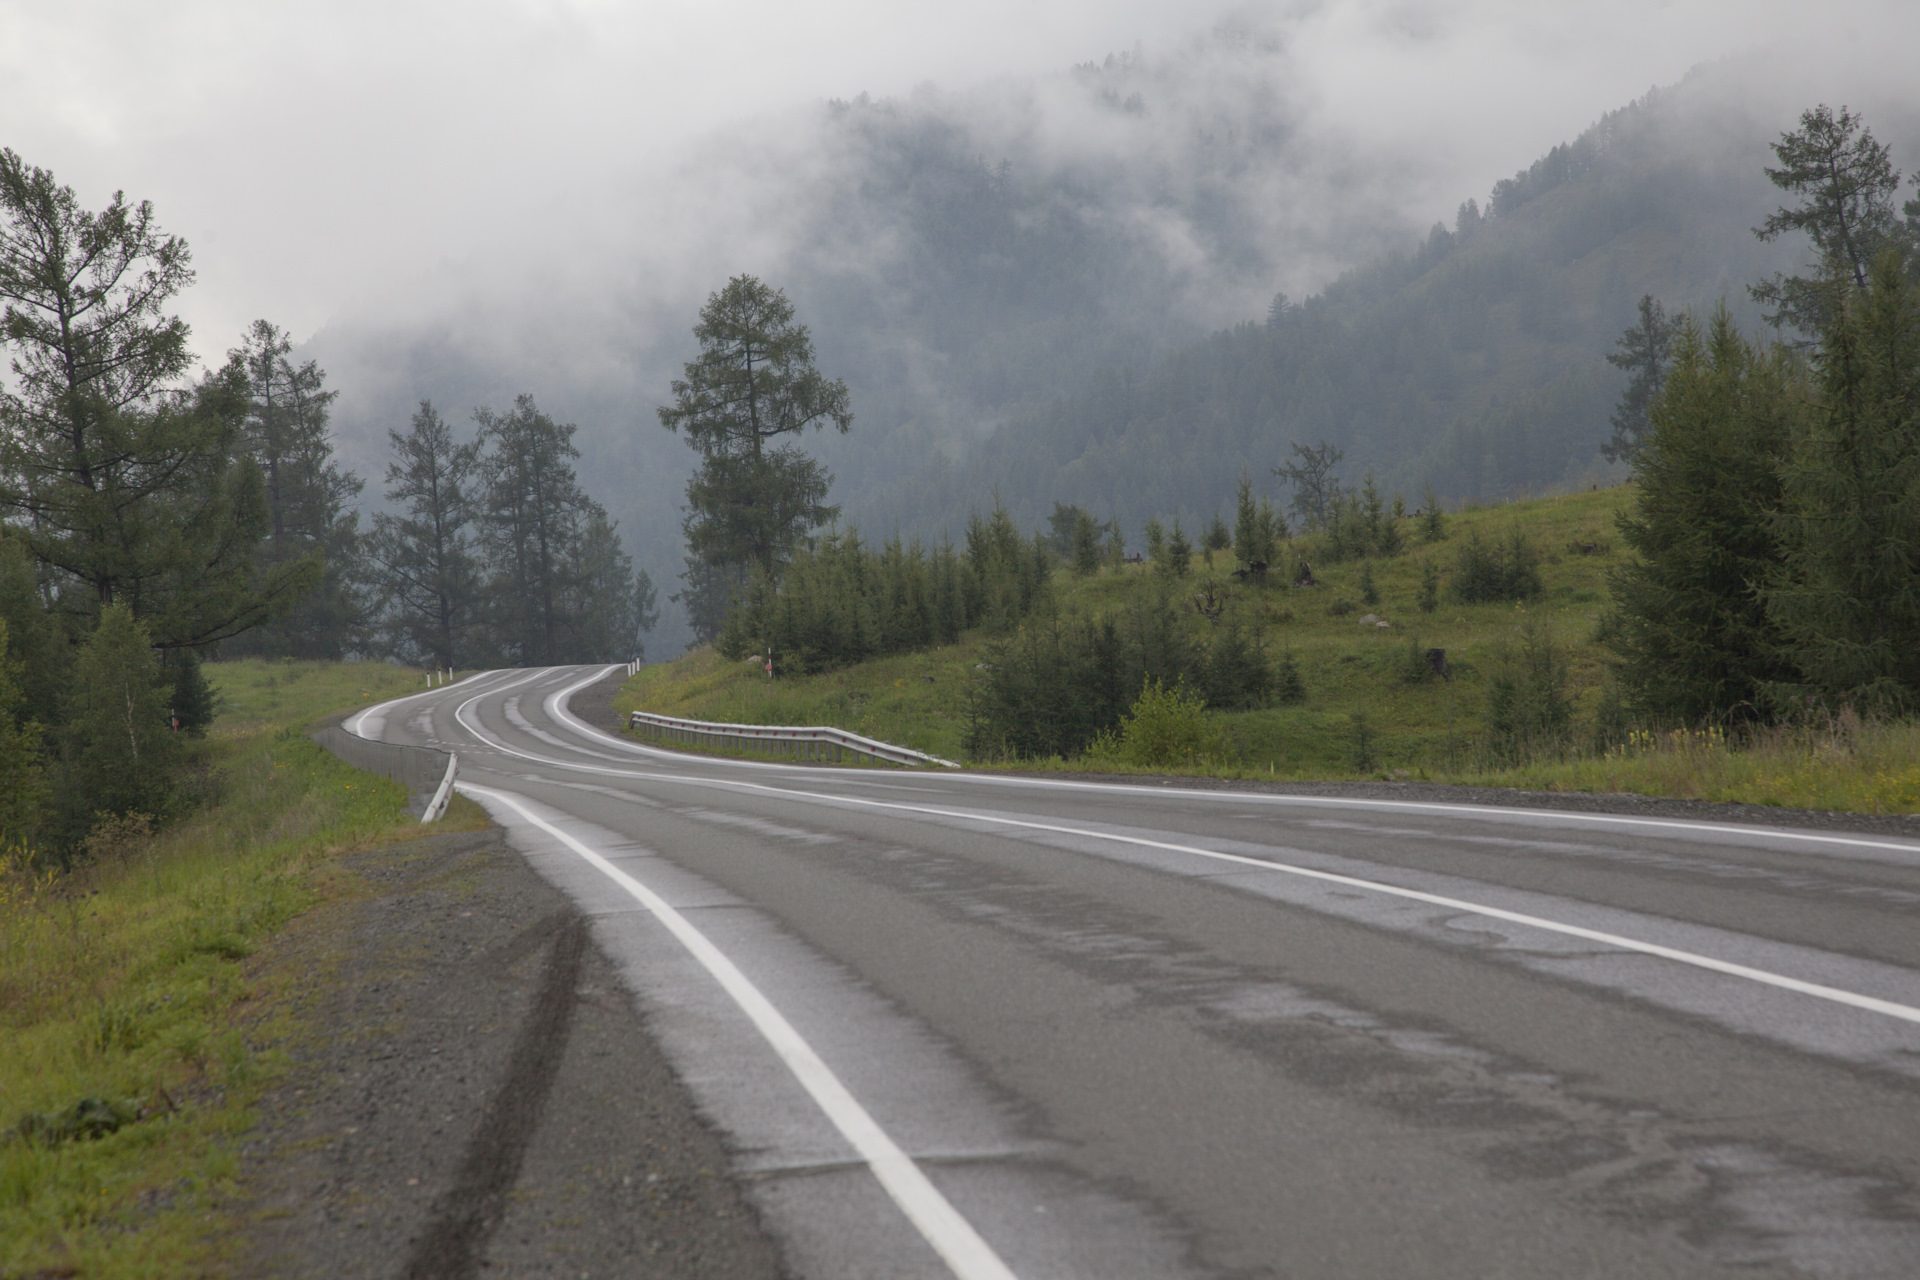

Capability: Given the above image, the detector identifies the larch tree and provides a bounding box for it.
[0,149,311,647]
[1766,253,1920,710]
[1751,105,1904,334]
[366,400,483,668]
[659,275,852,641]
[1602,295,1678,463]
[222,319,366,658]
[1608,308,1802,723]
[475,394,592,666]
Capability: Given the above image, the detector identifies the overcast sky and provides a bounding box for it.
[4,0,1917,362]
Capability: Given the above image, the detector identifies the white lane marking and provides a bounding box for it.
[454,681,1920,1029]
[457,782,1020,1280]
[343,668,505,739]
[532,669,1920,862]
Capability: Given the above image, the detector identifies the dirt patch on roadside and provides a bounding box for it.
[229,824,785,1279]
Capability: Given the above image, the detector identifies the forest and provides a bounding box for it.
[0,151,655,852]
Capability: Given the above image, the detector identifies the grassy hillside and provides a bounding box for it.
[617,486,1920,815]
[0,660,484,1277]
[619,487,1625,773]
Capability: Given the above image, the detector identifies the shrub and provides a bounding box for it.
[1275,651,1307,704]
[1484,620,1573,763]
[1109,678,1213,768]
[1418,561,1440,613]
[1453,526,1542,603]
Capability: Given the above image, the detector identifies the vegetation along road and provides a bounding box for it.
[335,662,1920,1278]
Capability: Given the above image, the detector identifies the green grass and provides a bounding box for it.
[0,658,483,1277]
[619,487,1625,773]
[617,485,1920,813]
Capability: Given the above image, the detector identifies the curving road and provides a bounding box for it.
[350,664,1920,1279]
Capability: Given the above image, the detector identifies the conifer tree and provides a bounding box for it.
[222,320,365,658]
[1609,308,1800,722]
[1751,105,1904,334]
[56,603,177,841]
[660,276,851,638]
[0,150,312,647]
[475,395,594,666]
[1767,253,1920,709]
[1232,473,1282,579]
[1602,296,1678,463]
[1166,520,1193,578]
[0,618,47,843]
[367,401,483,668]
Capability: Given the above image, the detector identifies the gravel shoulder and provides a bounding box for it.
[227,817,786,1279]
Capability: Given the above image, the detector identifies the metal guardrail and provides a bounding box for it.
[627,710,960,769]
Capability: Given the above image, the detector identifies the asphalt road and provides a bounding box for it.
[350,664,1920,1279]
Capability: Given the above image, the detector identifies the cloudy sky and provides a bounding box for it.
[6,0,1915,360]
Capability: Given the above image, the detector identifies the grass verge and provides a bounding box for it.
[619,485,1920,814]
[0,659,485,1278]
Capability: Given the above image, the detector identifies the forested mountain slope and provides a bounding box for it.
[846,61,1920,542]
[312,49,1919,653]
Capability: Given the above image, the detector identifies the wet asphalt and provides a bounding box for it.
[311,665,1920,1279]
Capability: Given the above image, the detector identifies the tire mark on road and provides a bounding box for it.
[403,914,587,1280]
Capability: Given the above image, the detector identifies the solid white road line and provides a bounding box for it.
[444,675,1920,1029]
[536,666,1920,863]
[458,782,1021,1280]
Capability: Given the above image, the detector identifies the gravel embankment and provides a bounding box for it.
[230,817,785,1278]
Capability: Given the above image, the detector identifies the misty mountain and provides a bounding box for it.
[307,45,1919,657]
[844,61,1920,545]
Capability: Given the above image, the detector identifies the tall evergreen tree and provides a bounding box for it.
[475,394,593,666]
[1767,253,1920,709]
[222,319,365,658]
[0,149,311,646]
[1602,295,1678,463]
[659,275,852,641]
[1751,105,1904,334]
[569,506,659,663]
[366,400,483,668]
[1609,308,1801,722]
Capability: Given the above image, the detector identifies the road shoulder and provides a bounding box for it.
[226,821,785,1279]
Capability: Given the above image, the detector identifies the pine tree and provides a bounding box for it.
[1767,253,1920,709]
[0,150,311,647]
[1232,473,1282,579]
[1751,105,1904,334]
[659,276,851,639]
[1201,514,1230,568]
[475,395,594,666]
[222,320,365,658]
[1166,520,1193,578]
[1602,296,1678,463]
[1609,309,1800,722]
[56,604,177,842]
[569,506,659,663]
[367,401,483,669]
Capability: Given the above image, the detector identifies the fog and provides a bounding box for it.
[8,0,1920,654]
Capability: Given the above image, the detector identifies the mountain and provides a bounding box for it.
[307,46,1920,656]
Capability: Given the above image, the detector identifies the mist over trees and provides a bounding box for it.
[0,149,656,855]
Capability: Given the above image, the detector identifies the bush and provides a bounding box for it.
[965,593,1274,760]
[1484,620,1573,763]
[1453,526,1542,603]
[1275,651,1307,705]
[1103,678,1214,768]
[1418,561,1440,613]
